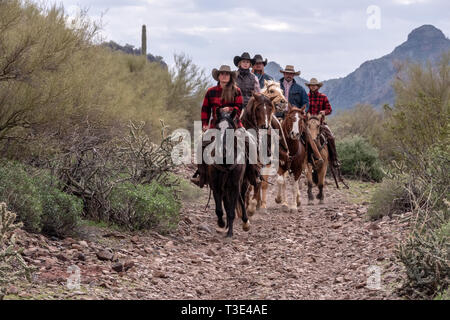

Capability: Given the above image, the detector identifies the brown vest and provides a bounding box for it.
[237,71,256,108]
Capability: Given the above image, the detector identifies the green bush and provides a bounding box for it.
[34,173,83,237]
[336,135,384,182]
[110,181,181,233]
[0,161,42,233]
[39,187,83,238]
[0,161,82,236]
[367,178,412,220]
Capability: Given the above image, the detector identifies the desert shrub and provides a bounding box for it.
[0,202,35,299]
[328,104,385,145]
[109,181,181,233]
[336,135,384,182]
[0,161,42,232]
[37,175,83,238]
[395,145,449,299]
[367,178,413,220]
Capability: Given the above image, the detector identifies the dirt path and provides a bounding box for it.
[6,168,410,300]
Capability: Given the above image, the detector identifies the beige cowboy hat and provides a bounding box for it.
[280,65,301,76]
[305,78,324,88]
[212,65,237,81]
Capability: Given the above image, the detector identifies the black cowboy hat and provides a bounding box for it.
[212,65,237,81]
[233,52,255,67]
[252,54,268,66]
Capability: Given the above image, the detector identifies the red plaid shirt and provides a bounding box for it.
[307,90,332,116]
[201,85,243,128]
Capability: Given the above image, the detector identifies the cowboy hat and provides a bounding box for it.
[233,52,256,67]
[305,78,323,88]
[252,54,268,66]
[212,65,237,81]
[279,65,301,76]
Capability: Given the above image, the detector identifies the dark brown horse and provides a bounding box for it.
[240,92,275,216]
[206,108,250,237]
[274,105,307,212]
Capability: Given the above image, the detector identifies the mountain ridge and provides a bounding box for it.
[265,25,450,110]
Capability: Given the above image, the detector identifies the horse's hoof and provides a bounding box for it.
[275,196,282,204]
[243,221,250,232]
[217,219,225,228]
[289,207,297,213]
[319,199,324,205]
[308,201,314,206]
[282,204,289,212]
[259,207,267,215]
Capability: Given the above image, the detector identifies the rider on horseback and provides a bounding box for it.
[305,78,341,169]
[252,54,273,89]
[234,52,261,109]
[191,65,243,188]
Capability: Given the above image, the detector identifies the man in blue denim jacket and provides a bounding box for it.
[277,65,309,119]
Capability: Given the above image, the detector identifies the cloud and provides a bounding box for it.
[56,0,449,80]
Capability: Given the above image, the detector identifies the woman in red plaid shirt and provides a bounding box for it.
[200,65,243,131]
[305,78,341,169]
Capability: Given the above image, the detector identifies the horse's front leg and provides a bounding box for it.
[246,184,257,217]
[287,173,300,212]
[224,192,238,238]
[260,172,269,211]
[305,163,315,205]
[275,170,286,206]
[213,189,225,228]
[240,186,250,232]
[316,163,327,205]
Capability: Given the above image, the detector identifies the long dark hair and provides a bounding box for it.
[219,73,238,103]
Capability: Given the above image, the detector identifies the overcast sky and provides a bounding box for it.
[58,0,449,80]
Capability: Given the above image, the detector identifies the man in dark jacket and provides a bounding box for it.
[278,65,309,119]
[252,54,273,89]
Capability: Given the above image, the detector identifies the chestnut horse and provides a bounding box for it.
[240,92,275,216]
[274,105,307,212]
[304,114,329,205]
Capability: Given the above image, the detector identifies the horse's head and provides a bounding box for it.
[284,105,306,140]
[246,92,274,130]
[216,107,237,131]
[262,80,288,113]
[306,113,324,141]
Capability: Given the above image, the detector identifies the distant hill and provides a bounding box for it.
[102,40,167,68]
[265,25,450,110]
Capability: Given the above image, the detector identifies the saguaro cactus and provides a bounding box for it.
[141,25,147,58]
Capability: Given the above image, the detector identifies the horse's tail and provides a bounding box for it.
[312,170,319,185]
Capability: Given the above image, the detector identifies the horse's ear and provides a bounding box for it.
[264,79,269,87]
[300,105,306,114]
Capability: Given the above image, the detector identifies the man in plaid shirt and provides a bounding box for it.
[305,78,340,169]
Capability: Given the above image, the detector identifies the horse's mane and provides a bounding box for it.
[261,80,281,94]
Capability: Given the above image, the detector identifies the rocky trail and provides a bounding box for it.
[5,167,411,300]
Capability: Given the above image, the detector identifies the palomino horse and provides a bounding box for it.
[258,80,290,212]
[240,92,275,216]
[207,108,250,238]
[274,106,307,212]
[304,114,329,205]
